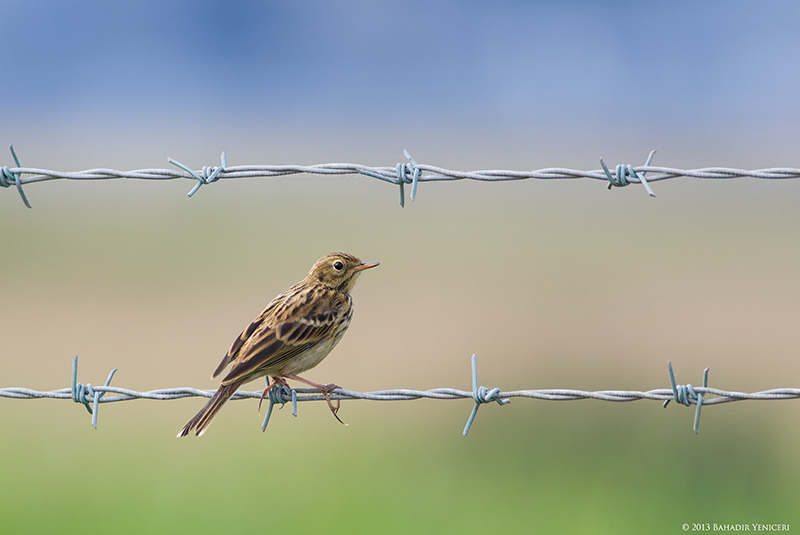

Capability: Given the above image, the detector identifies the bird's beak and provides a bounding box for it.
[349,261,379,273]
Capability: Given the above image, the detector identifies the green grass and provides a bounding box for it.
[0,400,796,534]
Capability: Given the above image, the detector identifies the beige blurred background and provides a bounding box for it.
[2,124,800,532]
[3,124,800,404]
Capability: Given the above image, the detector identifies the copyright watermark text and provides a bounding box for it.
[682,524,790,532]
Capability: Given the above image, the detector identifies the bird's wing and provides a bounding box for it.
[219,290,346,385]
[211,315,262,379]
[211,282,305,379]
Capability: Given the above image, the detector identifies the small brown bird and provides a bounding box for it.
[178,252,378,437]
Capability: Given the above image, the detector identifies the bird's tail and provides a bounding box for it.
[177,379,247,437]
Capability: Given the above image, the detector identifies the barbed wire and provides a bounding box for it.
[2,356,798,436]
[4,145,800,209]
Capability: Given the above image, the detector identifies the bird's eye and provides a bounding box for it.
[333,261,344,271]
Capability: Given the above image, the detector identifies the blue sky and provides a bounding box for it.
[4,0,800,132]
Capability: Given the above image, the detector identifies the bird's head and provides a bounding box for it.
[306,252,379,292]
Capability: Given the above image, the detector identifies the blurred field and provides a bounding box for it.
[2,139,800,533]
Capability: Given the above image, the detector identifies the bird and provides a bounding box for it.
[177,252,379,437]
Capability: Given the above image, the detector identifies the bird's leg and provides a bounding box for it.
[258,376,290,414]
[284,373,346,425]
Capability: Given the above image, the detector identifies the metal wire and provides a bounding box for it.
[1,356,798,435]
[4,144,800,208]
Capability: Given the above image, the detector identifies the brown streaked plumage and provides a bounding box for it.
[177,252,378,437]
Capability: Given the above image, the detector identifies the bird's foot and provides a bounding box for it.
[258,376,290,414]
[284,374,347,425]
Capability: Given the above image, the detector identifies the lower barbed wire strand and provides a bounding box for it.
[5,354,800,435]
[3,385,800,404]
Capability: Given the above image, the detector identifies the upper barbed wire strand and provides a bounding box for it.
[12,164,800,183]
[6,144,800,207]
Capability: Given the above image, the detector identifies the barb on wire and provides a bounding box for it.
[261,378,298,432]
[463,353,510,436]
[70,355,117,429]
[169,151,228,197]
[356,149,422,207]
[6,145,800,208]
[663,360,710,434]
[3,356,800,435]
[1,144,31,208]
[600,150,657,197]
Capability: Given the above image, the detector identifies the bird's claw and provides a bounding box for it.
[318,385,346,425]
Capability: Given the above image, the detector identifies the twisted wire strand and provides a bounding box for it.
[11,164,800,185]
[5,143,800,209]
[3,357,798,434]
[4,384,800,404]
